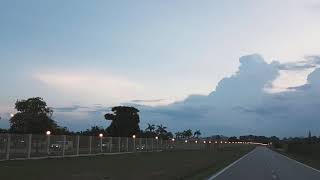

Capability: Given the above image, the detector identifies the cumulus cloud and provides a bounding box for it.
[138,54,320,137]
[27,54,320,136]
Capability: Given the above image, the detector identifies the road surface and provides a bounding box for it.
[208,146,320,180]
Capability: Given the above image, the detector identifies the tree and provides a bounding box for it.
[104,106,140,137]
[10,97,59,134]
[228,136,238,142]
[81,126,106,136]
[194,130,201,138]
[155,124,171,139]
[156,124,167,135]
[182,129,193,138]
[146,123,155,133]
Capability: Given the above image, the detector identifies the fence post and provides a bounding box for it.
[47,134,51,156]
[139,138,142,151]
[27,134,32,159]
[6,133,10,160]
[109,137,112,153]
[118,137,121,152]
[151,139,154,152]
[145,138,148,151]
[62,135,66,157]
[100,137,103,153]
[89,136,92,154]
[76,135,80,156]
[133,138,135,152]
[126,137,129,152]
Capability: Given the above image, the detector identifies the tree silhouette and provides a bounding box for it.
[10,97,58,133]
[104,106,140,137]
[183,129,193,138]
[194,130,201,138]
[146,123,155,133]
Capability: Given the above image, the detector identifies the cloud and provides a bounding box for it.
[22,54,320,136]
[33,71,143,105]
[138,54,320,137]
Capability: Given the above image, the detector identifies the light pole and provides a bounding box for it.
[46,131,51,155]
[132,135,136,152]
[99,133,103,153]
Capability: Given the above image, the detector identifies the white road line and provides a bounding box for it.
[275,151,320,174]
[207,148,257,180]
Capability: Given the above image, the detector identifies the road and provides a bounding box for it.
[208,146,320,180]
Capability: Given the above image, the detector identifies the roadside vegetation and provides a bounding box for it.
[272,131,320,170]
[0,145,254,180]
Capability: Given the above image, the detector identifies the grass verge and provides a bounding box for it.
[0,145,254,180]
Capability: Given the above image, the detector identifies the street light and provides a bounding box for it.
[46,130,51,136]
[171,138,175,142]
[203,141,206,144]
[10,113,14,118]
[155,136,158,140]
[132,135,136,139]
[99,133,103,138]
[195,140,198,143]
[185,140,188,143]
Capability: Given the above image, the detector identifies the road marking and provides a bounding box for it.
[207,148,257,180]
[275,151,320,174]
[271,170,278,179]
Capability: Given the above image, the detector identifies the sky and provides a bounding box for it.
[1,0,320,137]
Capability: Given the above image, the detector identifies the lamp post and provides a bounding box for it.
[46,131,51,155]
[155,136,158,151]
[99,133,103,153]
[132,135,136,152]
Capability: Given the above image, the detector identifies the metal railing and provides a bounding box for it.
[0,133,246,161]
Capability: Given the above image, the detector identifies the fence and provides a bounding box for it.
[0,133,248,161]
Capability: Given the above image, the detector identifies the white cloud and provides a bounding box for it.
[265,68,315,93]
[33,71,143,105]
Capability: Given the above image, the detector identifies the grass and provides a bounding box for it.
[0,145,254,180]
[278,150,320,171]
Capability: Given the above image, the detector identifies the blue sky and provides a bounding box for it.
[1,0,320,136]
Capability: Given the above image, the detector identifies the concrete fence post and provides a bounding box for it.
[6,134,11,160]
[118,137,121,152]
[27,134,32,159]
[133,138,135,152]
[126,137,129,152]
[62,135,66,157]
[76,135,80,156]
[89,136,92,154]
[109,137,112,153]
[145,138,148,151]
[151,139,154,152]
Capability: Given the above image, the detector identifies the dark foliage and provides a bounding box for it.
[9,97,61,134]
[104,106,140,137]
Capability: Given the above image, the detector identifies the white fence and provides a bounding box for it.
[0,133,246,161]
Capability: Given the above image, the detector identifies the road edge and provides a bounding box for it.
[273,150,320,174]
[206,147,257,180]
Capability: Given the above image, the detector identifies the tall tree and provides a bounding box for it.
[10,97,58,134]
[104,106,140,137]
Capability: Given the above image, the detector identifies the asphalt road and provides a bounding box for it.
[208,146,320,180]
